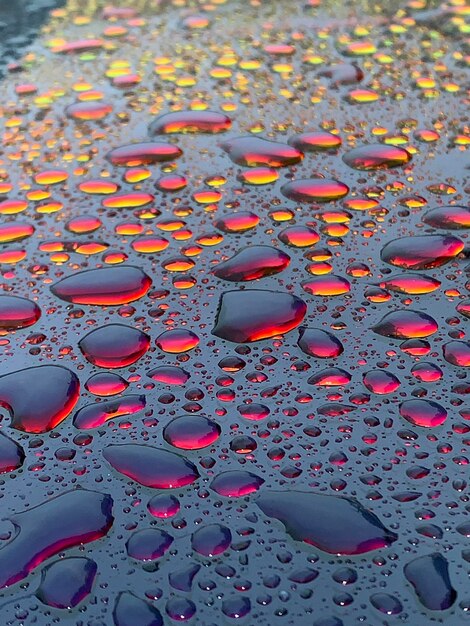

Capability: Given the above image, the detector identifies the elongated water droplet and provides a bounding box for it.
[104,444,199,489]
[256,491,397,555]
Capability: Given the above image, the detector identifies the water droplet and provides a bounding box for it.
[163,415,220,450]
[127,528,174,561]
[191,524,232,556]
[298,327,344,358]
[0,489,113,588]
[113,591,163,626]
[106,142,182,166]
[404,553,456,610]
[212,290,306,342]
[149,110,231,134]
[256,491,397,554]
[79,324,150,368]
[281,179,349,202]
[36,557,97,608]
[104,444,199,488]
[51,266,151,305]
[381,235,464,269]
[0,365,79,433]
[0,296,41,330]
[372,310,438,338]
[343,144,411,170]
[399,399,447,428]
[73,395,146,429]
[210,470,264,497]
[213,246,290,281]
[221,136,303,167]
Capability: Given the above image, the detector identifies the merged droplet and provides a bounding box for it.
[399,399,447,428]
[380,235,464,269]
[221,136,303,167]
[36,557,97,609]
[210,470,265,497]
[0,365,79,433]
[372,310,438,339]
[73,395,146,429]
[213,246,290,281]
[51,266,151,305]
[281,179,349,202]
[103,444,200,488]
[404,553,456,610]
[212,290,307,342]
[256,491,397,555]
[0,489,113,588]
[297,327,344,358]
[79,324,150,368]
[342,144,411,170]
[149,110,231,134]
[0,295,41,330]
[163,415,221,449]
[106,140,182,167]
[191,524,232,557]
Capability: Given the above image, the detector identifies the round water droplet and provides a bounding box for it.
[163,415,221,449]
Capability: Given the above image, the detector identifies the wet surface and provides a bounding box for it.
[0,0,468,624]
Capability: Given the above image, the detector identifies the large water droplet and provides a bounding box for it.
[163,415,221,449]
[210,470,264,497]
[79,324,150,368]
[297,327,344,358]
[127,528,174,561]
[149,110,231,134]
[381,235,464,269]
[113,591,163,626]
[191,523,232,556]
[372,310,438,338]
[107,142,182,166]
[213,246,290,281]
[36,557,97,608]
[221,136,303,167]
[73,395,146,429]
[256,491,397,555]
[212,290,306,342]
[0,489,113,588]
[399,399,447,428]
[422,205,470,229]
[0,365,79,433]
[51,266,152,305]
[0,296,41,330]
[281,179,349,202]
[404,553,456,610]
[104,444,200,488]
[343,144,411,170]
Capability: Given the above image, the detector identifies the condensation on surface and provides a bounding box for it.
[0,0,468,624]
